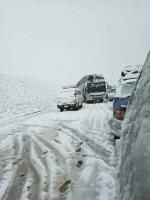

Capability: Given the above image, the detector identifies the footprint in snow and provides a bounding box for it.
[76,160,84,168]
[59,180,71,193]
[76,147,81,152]
[75,142,83,152]
[19,173,25,177]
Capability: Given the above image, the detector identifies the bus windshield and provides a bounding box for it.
[87,82,106,93]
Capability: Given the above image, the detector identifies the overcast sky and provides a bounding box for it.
[0,0,150,85]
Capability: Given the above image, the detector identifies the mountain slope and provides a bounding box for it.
[0,74,59,122]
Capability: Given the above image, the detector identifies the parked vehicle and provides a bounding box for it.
[57,87,83,112]
[112,79,137,138]
[77,74,107,103]
[120,65,143,82]
[107,87,116,101]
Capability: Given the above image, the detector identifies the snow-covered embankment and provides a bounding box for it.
[119,50,150,200]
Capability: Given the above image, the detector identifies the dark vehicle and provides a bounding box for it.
[112,79,136,138]
[77,74,107,103]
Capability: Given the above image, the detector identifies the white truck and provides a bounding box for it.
[77,74,107,103]
[57,87,83,112]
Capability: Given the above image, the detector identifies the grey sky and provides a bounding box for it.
[0,0,150,85]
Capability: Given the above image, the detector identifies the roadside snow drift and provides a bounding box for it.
[119,51,150,200]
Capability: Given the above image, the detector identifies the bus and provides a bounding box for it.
[77,74,107,103]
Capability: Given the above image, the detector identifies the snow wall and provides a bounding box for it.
[119,50,150,200]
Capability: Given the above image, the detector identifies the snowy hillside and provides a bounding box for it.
[119,51,150,200]
[0,74,59,122]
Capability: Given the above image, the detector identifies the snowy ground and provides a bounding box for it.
[0,74,118,200]
[0,102,118,200]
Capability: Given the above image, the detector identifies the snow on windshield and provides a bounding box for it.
[60,89,76,98]
[116,81,136,98]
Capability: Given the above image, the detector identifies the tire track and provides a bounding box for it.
[32,131,85,200]
[58,116,115,167]
[80,106,97,131]
[0,107,57,127]
[30,142,49,200]
[30,134,68,200]
[0,133,23,200]
[0,103,117,200]
[34,135,73,200]
[4,134,31,200]
[36,135,66,167]
[1,134,42,200]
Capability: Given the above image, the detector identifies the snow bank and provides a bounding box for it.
[0,74,59,121]
[119,50,150,200]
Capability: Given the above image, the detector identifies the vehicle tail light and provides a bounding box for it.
[115,108,126,120]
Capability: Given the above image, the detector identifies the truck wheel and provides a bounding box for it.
[60,107,64,112]
[74,103,78,111]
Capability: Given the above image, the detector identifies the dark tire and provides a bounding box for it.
[114,135,120,140]
[73,103,78,111]
[60,107,64,112]
[80,103,83,108]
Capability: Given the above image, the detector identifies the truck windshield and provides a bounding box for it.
[87,82,106,93]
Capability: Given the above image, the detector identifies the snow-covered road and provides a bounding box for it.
[0,103,118,200]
